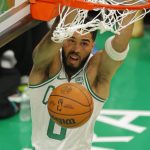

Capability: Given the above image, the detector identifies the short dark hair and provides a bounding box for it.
[90,30,98,41]
[84,10,101,41]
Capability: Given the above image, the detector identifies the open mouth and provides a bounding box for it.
[70,54,79,60]
[68,54,80,65]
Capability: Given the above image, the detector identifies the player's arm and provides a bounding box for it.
[32,16,62,71]
[91,13,136,98]
[99,13,135,80]
[29,17,63,84]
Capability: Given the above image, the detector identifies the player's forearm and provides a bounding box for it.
[33,17,62,68]
[111,12,136,52]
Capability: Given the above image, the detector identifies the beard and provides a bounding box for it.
[62,48,90,75]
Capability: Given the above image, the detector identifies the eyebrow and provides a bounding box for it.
[70,36,91,43]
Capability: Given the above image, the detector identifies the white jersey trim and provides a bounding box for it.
[29,69,61,88]
[84,71,106,103]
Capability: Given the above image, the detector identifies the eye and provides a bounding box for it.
[81,42,88,47]
[68,38,75,43]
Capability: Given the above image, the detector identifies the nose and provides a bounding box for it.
[73,43,81,53]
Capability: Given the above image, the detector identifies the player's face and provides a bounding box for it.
[62,32,94,70]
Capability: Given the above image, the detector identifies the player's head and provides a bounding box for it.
[62,30,96,74]
[62,12,97,74]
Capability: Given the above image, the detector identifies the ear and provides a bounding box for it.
[92,42,95,48]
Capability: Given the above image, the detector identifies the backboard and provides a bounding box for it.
[0,0,40,48]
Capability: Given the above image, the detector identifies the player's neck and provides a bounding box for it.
[65,69,78,82]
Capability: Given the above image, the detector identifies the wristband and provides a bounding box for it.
[105,36,129,61]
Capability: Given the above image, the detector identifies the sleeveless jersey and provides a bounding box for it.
[28,51,105,150]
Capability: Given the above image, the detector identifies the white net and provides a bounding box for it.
[52,0,150,43]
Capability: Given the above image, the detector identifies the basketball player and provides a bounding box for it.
[28,10,135,150]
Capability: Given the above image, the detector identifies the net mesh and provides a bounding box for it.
[52,0,150,43]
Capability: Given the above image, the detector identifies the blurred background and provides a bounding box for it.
[0,1,150,150]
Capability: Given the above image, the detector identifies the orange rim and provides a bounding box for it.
[58,0,150,10]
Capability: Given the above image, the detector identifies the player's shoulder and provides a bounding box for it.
[93,50,104,56]
[29,65,49,85]
[89,50,104,64]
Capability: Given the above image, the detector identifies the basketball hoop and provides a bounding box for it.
[30,0,150,43]
[59,0,150,10]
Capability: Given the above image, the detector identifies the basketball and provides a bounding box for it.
[47,83,93,128]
